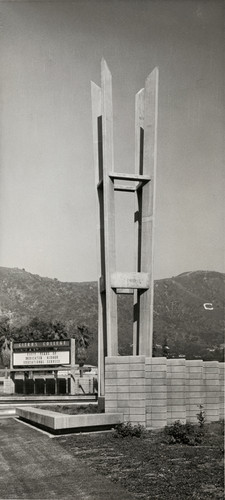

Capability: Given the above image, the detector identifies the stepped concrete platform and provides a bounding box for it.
[17,406,124,434]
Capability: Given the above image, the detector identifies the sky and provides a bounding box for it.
[0,0,224,282]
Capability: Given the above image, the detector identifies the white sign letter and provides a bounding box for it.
[203,303,213,310]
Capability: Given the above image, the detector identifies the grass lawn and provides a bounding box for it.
[56,420,224,500]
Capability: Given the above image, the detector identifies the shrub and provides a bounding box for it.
[114,421,145,438]
[196,405,206,428]
[219,419,224,435]
[164,420,203,446]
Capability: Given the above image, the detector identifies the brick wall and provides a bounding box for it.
[105,356,225,428]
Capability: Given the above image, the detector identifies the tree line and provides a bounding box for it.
[0,316,93,373]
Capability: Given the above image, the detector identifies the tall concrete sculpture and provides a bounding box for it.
[91,60,158,398]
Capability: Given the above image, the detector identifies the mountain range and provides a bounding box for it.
[0,267,224,364]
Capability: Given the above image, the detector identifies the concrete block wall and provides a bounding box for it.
[203,361,220,422]
[186,360,204,423]
[219,363,225,420]
[145,357,167,429]
[105,356,225,429]
[3,378,15,394]
[105,356,146,425]
[167,359,186,424]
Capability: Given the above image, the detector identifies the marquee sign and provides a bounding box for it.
[12,340,71,368]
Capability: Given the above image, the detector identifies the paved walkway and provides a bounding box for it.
[0,418,135,500]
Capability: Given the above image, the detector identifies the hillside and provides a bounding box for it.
[0,267,224,363]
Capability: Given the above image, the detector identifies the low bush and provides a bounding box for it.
[164,420,204,446]
[219,419,224,435]
[114,421,145,438]
[196,405,206,428]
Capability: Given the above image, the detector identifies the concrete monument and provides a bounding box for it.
[91,60,158,400]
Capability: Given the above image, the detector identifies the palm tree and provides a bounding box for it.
[76,324,92,377]
[0,316,11,374]
[1,338,11,370]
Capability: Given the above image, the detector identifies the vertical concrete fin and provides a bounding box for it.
[91,80,105,396]
[101,60,118,357]
[133,88,145,355]
[91,81,102,183]
[139,67,159,356]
